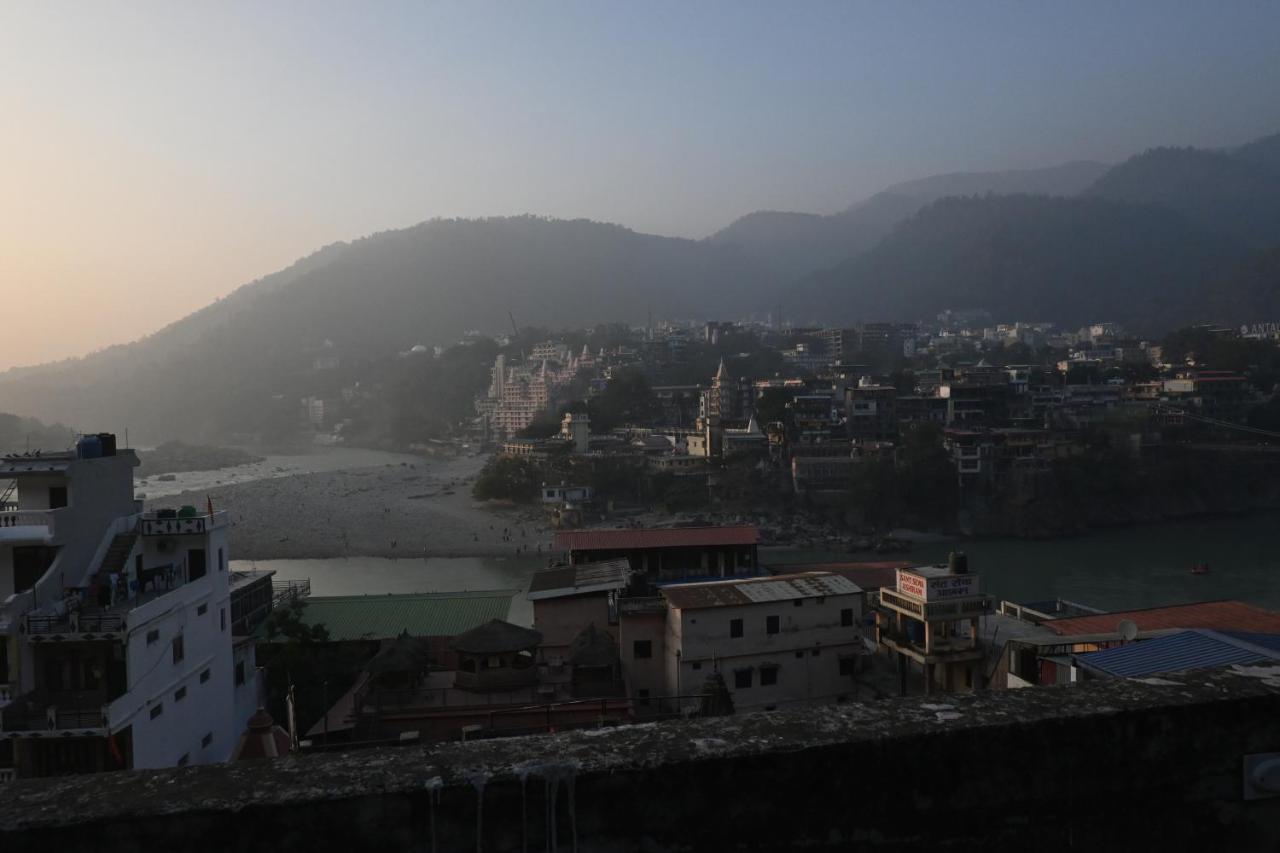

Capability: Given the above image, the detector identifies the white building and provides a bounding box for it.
[620,572,864,714]
[0,436,266,780]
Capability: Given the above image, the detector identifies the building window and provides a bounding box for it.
[839,657,857,676]
[733,669,752,689]
[766,615,780,635]
[146,629,160,645]
[150,704,163,720]
[201,732,213,748]
[197,604,207,616]
[177,753,189,767]
[633,640,652,659]
[794,650,804,659]
[235,660,245,686]
[729,618,743,638]
[172,634,184,664]
[220,608,227,632]
[815,596,826,604]
[199,668,211,684]
[691,661,702,670]
[793,600,803,608]
[637,689,650,707]
[175,686,187,702]
[811,648,821,657]
[218,547,225,572]
[760,666,779,686]
[840,608,854,627]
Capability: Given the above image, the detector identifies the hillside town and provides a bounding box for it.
[4,308,1280,788]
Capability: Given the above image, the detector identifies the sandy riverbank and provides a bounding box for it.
[146,453,553,561]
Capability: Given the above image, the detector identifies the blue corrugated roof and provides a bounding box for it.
[1220,631,1280,655]
[1076,629,1280,678]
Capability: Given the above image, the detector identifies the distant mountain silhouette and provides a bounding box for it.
[787,194,1242,332]
[1085,142,1280,247]
[4,134,1280,443]
[0,217,773,441]
[709,161,1110,279]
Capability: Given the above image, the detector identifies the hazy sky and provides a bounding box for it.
[2,2,1279,368]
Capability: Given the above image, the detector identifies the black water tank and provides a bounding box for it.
[949,551,969,575]
[97,433,117,456]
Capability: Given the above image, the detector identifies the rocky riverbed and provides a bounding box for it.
[147,453,550,560]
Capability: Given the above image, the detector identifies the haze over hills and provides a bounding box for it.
[1,132,1279,441]
[1085,135,1280,248]
[0,217,774,441]
[786,194,1242,331]
[708,161,1111,279]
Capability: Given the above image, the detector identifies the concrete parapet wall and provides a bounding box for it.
[3,665,1280,851]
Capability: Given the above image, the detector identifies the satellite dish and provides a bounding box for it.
[1117,620,1139,643]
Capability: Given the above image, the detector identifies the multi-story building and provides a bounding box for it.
[619,572,864,714]
[875,556,993,694]
[0,436,261,779]
[845,380,899,443]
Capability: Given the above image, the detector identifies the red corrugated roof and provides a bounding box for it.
[1046,600,1280,636]
[554,525,760,552]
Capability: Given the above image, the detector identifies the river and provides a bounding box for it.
[770,512,1280,612]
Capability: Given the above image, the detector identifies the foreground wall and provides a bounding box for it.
[3,665,1280,852]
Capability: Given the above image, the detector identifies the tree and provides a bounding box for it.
[257,602,366,736]
[588,369,657,431]
[472,456,542,502]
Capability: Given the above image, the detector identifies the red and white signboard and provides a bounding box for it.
[896,569,979,601]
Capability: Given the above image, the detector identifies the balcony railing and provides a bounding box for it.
[0,509,57,536]
[618,596,666,615]
[0,696,108,733]
[26,612,125,637]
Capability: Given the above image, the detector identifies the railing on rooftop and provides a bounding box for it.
[879,588,992,620]
[139,511,228,536]
[272,579,311,608]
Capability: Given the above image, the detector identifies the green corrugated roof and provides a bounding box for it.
[258,590,516,642]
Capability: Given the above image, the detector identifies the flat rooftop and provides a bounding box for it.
[662,571,860,610]
[255,591,516,642]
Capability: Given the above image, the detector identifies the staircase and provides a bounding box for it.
[94,531,139,587]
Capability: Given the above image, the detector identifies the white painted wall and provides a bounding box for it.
[107,524,245,769]
[668,592,863,712]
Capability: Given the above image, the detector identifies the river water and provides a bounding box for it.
[772,512,1280,612]
[234,512,1280,632]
